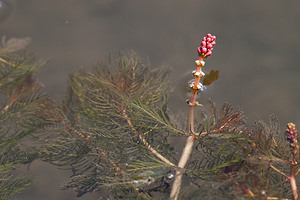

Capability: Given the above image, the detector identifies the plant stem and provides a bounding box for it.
[169,134,195,199]
[123,109,176,168]
[290,165,298,200]
[189,57,204,106]
[291,154,299,200]
[1,98,16,114]
[170,57,204,200]
[269,164,289,179]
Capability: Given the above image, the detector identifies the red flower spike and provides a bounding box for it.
[286,123,298,148]
[198,33,216,58]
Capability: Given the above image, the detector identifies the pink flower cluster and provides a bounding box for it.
[286,123,298,148]
[197,33,216,58]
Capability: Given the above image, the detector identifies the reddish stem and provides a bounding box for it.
[170,56,204,200]
[189,56,204,106]
[291,153,299,200]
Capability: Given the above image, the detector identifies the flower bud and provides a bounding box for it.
[197,47,202,55]
[201,47,207,54]
[206,43,213,49]
[199,33,216,58]
[205,50,212,57]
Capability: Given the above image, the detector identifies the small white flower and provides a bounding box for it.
[196,83,203,90]
[195,60,205,67]
[192,70,205,78]
[200,60,205,66]
[200,71,205,77]
[189,81,195,88]
[189,81,203,90]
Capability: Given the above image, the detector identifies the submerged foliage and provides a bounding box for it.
[185,110,292,199]
[0,37,54,199]
[41,51,180,198]
[1,36,299,199]
[40,51,299,199]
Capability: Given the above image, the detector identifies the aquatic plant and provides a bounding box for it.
[0,36,54,199]
[170,33,217,199]
[1,34,300,199]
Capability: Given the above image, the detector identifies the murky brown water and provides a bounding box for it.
[1,0,300,199]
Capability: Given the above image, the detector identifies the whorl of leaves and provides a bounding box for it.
[0,37,54,199]
[185,101,295,199]
[0,164,32,200]
[42,51,179,197]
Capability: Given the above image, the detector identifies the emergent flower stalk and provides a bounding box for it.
[170,33,216,200]
[286,123,299,200]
